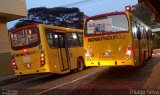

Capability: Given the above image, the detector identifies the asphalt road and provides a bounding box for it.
[1,50,160,95]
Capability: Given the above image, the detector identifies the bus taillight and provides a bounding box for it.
[125,5,131,12]
[125,46,132,59]
[41,54,44,57]
[12,62,16,65]
[40,53,45,67]
[12,56,18,70]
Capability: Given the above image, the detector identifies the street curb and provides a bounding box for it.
[0,75,31,86]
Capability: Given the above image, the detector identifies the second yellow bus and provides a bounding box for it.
[84,6,153,67]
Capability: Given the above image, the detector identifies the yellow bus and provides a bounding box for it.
[9,24,85,75]
[84,6,153,67]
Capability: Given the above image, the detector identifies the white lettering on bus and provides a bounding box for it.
[88,35,125,42]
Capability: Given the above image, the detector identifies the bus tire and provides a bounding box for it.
[77,57,84,71]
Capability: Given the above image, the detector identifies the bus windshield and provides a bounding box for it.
[86,14,129,35]
[10,27,40,50]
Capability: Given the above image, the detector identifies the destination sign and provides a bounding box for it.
[88,34,125,42]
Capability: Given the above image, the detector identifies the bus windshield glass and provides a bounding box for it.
[86,14,129,35]
[10,27,40,50]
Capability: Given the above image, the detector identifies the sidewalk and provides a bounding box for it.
[0,74,52,86]
[0,75,17,86]
[0,75,32,86]
[0,75,15,81]
[0,49,160,86]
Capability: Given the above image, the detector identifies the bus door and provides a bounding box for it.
[54,33,70,71]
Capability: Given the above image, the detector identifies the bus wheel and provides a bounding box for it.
[77,57,84,71]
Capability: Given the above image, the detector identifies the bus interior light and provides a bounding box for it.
[29,30,32,35]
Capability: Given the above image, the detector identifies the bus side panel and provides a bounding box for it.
[148,39,153,57]
[69,47,84,69]
[46,48,62,73]
[59,48,69,70]
[148,31,153,58]
[132,32,143,66]
[141,39,148,61]
[39,25,62,74]
[133,38,147,66]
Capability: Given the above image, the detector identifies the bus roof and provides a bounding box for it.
[9,24,83,33]
[85,11,125,21]
[9,24,38,33]
[42,24,83,33]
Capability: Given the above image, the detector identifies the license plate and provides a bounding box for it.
[23,57,31,63]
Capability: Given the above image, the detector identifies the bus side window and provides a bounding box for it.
[137,24,141,40]
[140,24,144,39]
[143,26,147,40]
[146,27,150,40]
[53,34,59,48]
[45,30,54,47]
[77,33,83,46]
[67,33,78,47]
[132,20,137,39]
[58,35,65,48]
[148,29,152,40]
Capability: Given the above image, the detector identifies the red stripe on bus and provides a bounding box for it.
[86,11,125,21]
[9,24,38,33]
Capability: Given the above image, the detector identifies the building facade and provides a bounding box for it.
[139,0,160,20]
[0,0,27,76]
[0,0,27,53]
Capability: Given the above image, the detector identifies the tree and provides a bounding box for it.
[14,19,42,28]
[13,7,86,29]
[131,3,153,26]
